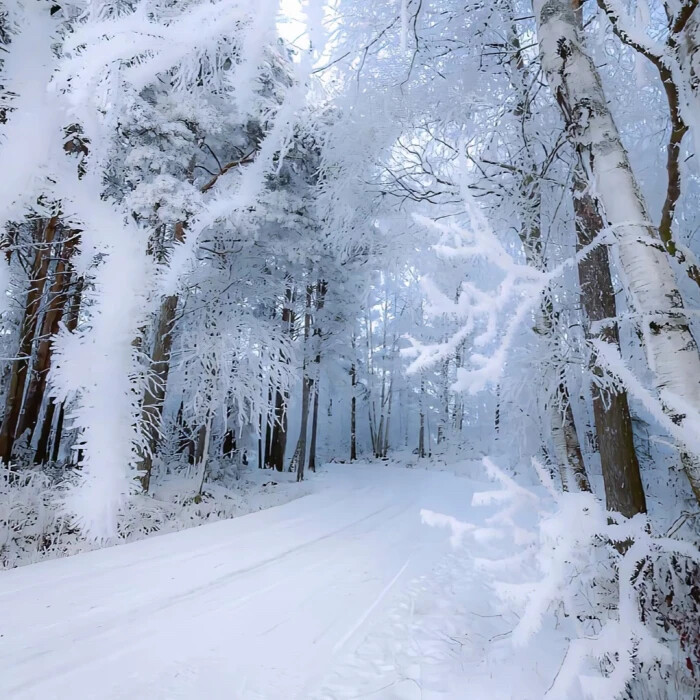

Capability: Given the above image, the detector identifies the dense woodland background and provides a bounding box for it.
[1,0,700,695]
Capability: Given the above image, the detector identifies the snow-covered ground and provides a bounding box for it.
[1,462,518,699]
[1,465,316,569]
[6,459,692,699]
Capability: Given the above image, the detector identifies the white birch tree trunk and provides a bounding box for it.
[533,0,700,501]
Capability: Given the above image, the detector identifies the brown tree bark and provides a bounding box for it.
[535,0,700,502]
[17,231,79,444]
[136,222,185,492]
[269,284,294,472]
[136,151,255,490]
[0,217,58,465]
[574,173,646,515]
[35,279,83,465]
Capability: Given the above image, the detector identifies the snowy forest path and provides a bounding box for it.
[0,463,477,699]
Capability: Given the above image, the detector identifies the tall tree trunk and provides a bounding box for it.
[350,382,357,460]
[136,291,178,490]
[418,375,426,459]
[269,284,294,472]
[173,401,195,463]
[563,398,591,493]
[308,386,320,472]
[136,221,185,492]
[264,410,272,467]
[34,399,57,466]
[36,280,83,465]
[0,216,58,465]
[222,426,235,458]
[375,415,384,459]
[437,358,449,445]
[381,381,392,458]
[193,413,212,504]
[292,285,313,482]
[350,333,357,461]
[453,342,465,432]
[263,381,273,467]
[365,310,379,457]
[375,290,390,458]
[135,150,250,488]
[51,403,65,464]
[269,389,289,472]
[504,3,589,492]
[292,376,311,481]
[574,171,645,514]
[308,280,326,473]
[258,412,264,469]
[494,382,501,436]
[549,379,591,494]
[534,0,700,502]
[17,231,79,444]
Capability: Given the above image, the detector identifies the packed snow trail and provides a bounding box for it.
[0,464,479,699]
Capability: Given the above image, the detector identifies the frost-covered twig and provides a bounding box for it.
[423,456,700,698]
[404,196,608,396]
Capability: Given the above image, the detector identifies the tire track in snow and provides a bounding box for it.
[2,500,409,696]
[0,465,477,699]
